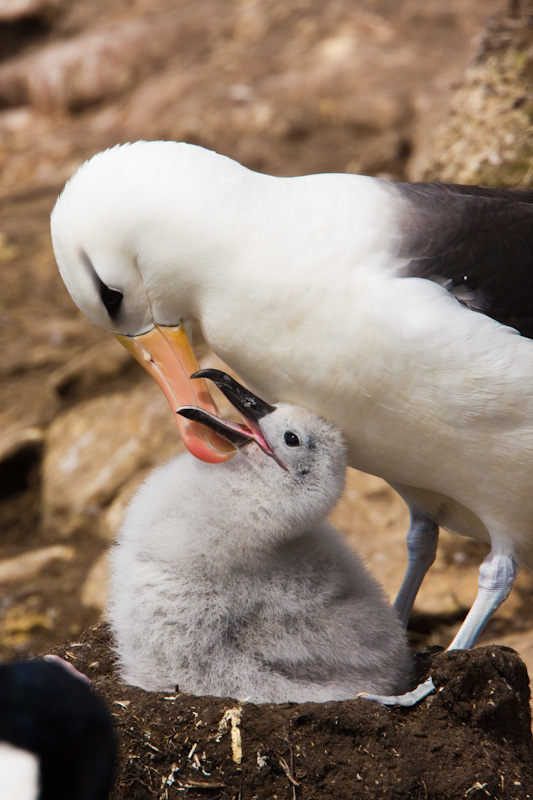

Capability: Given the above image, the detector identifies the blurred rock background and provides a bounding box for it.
[1,0,532,686]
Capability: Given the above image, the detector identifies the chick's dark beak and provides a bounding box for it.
[176,406,261,449]
[191,369,276,421]
[176,370,288,470]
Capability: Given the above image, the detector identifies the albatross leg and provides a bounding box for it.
[361,550,519,707]
[447,550,518,651]
[394,508,439,628]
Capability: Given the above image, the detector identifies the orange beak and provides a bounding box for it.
[114,325,236,463]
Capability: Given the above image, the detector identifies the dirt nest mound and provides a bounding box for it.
[46,623,533,799]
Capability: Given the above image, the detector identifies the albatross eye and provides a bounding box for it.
[79,250,123,319]
[284,431,300,447]
[99,284,123,319]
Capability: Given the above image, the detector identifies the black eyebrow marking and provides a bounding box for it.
[80,248,123,320]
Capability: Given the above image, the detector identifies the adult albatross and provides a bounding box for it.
[51,141,533,704]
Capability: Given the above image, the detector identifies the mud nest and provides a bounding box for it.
[43,623,533,799]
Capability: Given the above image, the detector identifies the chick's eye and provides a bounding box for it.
[284,431,300,447]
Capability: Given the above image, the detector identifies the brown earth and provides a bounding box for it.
[48,623,533,800]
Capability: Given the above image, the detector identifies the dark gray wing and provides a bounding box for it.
[395,182,533,338]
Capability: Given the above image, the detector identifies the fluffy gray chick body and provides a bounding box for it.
[108,402,413,703]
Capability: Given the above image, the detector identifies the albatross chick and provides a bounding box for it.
[108,371,413,702]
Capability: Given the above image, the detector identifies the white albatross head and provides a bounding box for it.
[50,141,247,463]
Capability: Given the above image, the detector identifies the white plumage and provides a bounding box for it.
[108,397,413,702]
[0,743,39,800]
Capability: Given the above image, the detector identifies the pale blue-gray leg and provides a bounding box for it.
[361,550,518,707]
[447,551,518,651]
[358,676,437,707]
[394,508,439,628]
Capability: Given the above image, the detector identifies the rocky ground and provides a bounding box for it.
[1,0,533,796]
